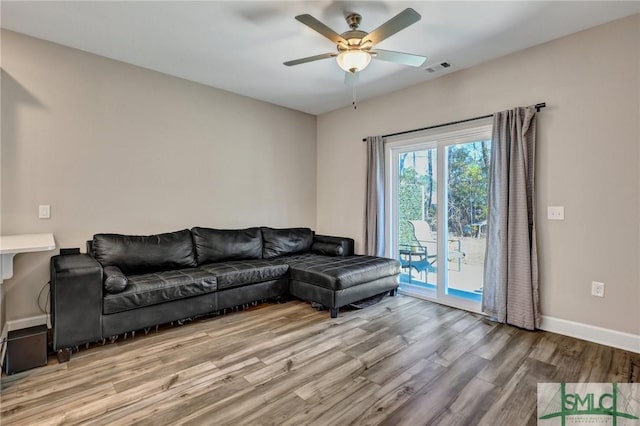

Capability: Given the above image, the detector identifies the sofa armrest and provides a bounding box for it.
[313,235,355,257]
[50,254,103,350]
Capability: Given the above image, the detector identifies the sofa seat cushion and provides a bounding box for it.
[103,268,217,314]
[286,254,401,290]
[198,260,289,290]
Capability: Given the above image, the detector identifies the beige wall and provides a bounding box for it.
[317,15,640,335]
[1,30,317,322]
[2,15,639,338]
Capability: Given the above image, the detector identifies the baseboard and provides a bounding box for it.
[7,314,49,331]
[0,322,8,369]
[540,315,640,354]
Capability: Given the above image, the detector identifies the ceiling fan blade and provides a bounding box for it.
[371,49,427,67]
[362,8,421,46]
[284,53,337,67]
[295,14,347,45]
[344,71,359,86]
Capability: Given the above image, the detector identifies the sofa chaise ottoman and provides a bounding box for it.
[50,227,401,360]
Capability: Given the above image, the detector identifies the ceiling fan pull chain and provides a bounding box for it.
[353,85,357,110]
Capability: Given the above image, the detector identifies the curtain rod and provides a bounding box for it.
[362,102,546,142]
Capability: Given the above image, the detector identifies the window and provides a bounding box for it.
[385,120,492,312]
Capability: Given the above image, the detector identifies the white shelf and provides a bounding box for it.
[0,233,56,283]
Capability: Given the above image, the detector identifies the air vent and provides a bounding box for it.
[425,61,452,73]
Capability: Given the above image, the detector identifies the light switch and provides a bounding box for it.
[547,206,564,220]
[38,205,51,219]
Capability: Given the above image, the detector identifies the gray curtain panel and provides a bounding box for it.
[482,107,540,330]
[364,136,385,256]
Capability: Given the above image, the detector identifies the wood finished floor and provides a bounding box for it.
[1,295,638,426]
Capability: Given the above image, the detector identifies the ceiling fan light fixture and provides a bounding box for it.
[337,50,371,74]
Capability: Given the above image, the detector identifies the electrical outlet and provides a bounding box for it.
[591,281,605,297]
[38,205,51,219]
[547,206,565,220]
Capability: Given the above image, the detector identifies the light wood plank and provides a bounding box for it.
[0,296,637,426]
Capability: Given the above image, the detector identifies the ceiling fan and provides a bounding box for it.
[284,8,427,84]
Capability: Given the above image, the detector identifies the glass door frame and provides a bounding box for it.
[384,121,492,313]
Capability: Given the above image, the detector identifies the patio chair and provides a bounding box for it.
[408,220,465,272]
[398,243,436,283]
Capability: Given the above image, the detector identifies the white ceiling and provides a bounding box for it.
[2,1,639,115]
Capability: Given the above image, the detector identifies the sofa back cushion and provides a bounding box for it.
[191,227,263,264]
[92,229,197,275]
[261,227,314,258]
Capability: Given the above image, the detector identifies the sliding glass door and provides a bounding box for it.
[385,123,491,312]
